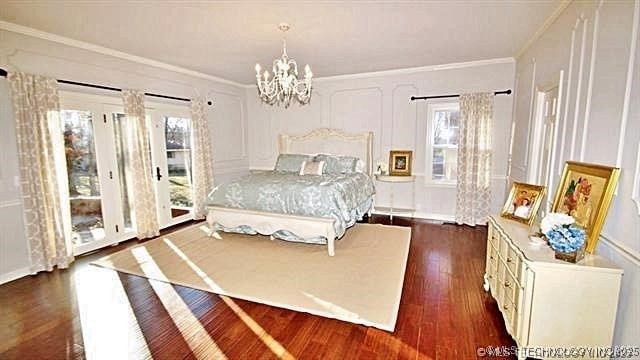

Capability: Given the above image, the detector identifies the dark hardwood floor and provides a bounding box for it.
[0,216,516,359]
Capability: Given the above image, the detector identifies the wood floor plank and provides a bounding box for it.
[0,217,516,359]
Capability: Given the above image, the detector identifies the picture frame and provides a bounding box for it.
[551,161,620,253]
[388,150,412,176]
[501,182,546,225]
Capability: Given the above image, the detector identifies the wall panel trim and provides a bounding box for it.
[580,2,602,161]
[616,0,640,168]
[599,232,640,266]
[558,19,579,176]
[633,143,640,214]
[0,199,21,208]
[570,16,588,161]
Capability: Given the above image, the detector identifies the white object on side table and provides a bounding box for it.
[374,174,416,223]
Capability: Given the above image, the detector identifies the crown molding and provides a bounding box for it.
[313,57,515,83]
[0,20,244,88]
[242,57,515,88]
[515,0,573,59]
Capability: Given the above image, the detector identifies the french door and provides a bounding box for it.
[61,93,135,254]
[147,103,194,228]
[60,92,194,254]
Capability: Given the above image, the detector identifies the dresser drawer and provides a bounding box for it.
[500,298,519,338]
[498,233,510,260]
[502,269,522,306]
[488,228,498,248]
[505,246,523,278]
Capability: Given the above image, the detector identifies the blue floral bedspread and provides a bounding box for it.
[206,171,375,243]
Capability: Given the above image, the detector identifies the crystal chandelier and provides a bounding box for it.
[255,23,313,108]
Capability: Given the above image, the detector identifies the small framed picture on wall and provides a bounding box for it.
[389,150,413,176]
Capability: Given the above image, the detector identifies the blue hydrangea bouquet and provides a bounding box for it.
[541,213,586,263]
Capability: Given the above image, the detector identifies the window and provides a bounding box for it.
[427,102,459,183]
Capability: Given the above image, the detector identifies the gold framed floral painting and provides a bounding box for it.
[552,161,620,253]
[501,182,546,225]
[389,150,413,176]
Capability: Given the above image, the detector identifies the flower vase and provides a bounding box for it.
[554,247,584,263]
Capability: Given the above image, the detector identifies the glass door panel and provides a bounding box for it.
[148,105,193,228]
[61,109,105,246]
[165,116,193,218]
[112,113,134,230]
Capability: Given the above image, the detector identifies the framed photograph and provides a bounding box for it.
[552,161,620,253]
[501,182,546,225]
[389,150,413,176]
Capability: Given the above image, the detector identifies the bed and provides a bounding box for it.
[205,128,374,256]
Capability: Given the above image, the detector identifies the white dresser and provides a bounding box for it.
[484,216,623,359]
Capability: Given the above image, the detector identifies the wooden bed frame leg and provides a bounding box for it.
[206,217,217,237]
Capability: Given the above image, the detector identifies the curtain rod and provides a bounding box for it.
[410,89,512,101]
[0,68,213,105]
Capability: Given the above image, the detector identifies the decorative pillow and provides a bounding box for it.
[299,160,325,175]
[314,154,359,174]
[274,154,313,172]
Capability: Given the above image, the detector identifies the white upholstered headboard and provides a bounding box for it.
[278,128,374,175]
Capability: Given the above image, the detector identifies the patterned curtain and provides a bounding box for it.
[190,97,214,219]
[122,90,160,239]
[455,92,494,226]
[8,72,74,272]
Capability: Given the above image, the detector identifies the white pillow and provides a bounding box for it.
[299,160,325,175]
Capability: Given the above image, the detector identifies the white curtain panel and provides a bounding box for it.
[8,72,74,272]
[455,92,494,226]
[190,97,214,219]
[122,90,160,238]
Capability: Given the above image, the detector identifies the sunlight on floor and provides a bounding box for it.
[75,267,153,359]
[162,238,295,360]
[131,247,227,359]
[162,238,224,293]
[302,292,360,319]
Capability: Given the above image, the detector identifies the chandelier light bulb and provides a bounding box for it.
[264,70,270,80]
[255,63,261,75]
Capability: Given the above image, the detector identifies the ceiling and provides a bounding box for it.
[0,1,559,84]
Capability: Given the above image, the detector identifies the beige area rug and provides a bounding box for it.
[93,223,411,331]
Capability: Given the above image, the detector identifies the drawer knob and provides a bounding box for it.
[506,257,513,263]
[503,304,510,310]
[504,281,511,288]
[490,256,495,260]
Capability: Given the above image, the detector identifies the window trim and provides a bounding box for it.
[425,101,460,187]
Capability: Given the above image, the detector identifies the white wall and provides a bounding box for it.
[247,60,515,220]
[0,29,249,283]
[511,0,639,347]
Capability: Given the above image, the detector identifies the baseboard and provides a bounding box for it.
[372,210,455,223]
[0,266,30,285]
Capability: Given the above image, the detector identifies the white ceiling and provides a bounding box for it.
[0,1,559,84]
